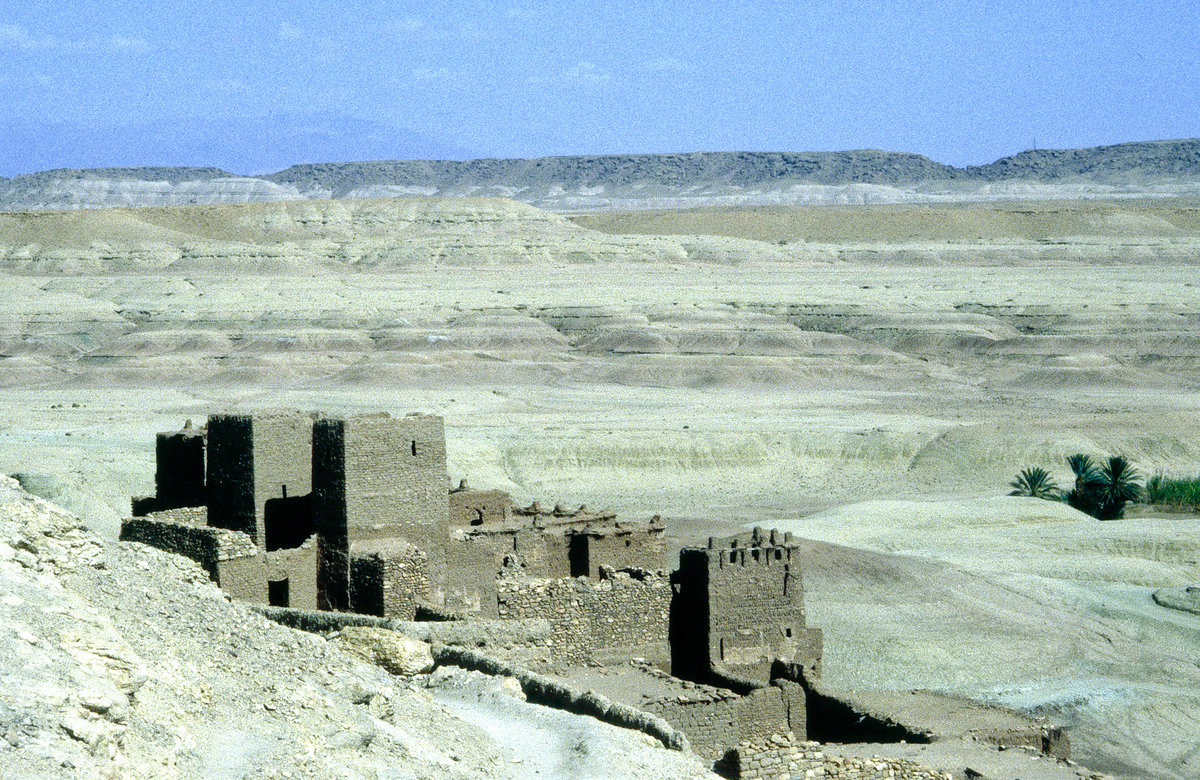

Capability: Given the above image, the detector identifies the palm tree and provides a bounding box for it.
[1095,455,1141,520]
[1009,467,1060,499]
[1065,453,1103,516]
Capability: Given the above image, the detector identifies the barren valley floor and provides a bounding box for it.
[2,197,1200,778]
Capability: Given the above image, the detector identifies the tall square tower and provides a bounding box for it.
[313,412,449,610]
[206,410,314,549]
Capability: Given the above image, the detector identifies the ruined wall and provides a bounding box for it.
[142,506,208,526]
[452,527,571,580]
[449,488,512,526]
[266,540,318,610]
[121,517,265,602]
[349,540,430,620]
[574,526,667,578]
[496,570,671,667]
[444,537,500,617]
[725,736,950,780]
[643,686,789,762]
[154,429,205,509]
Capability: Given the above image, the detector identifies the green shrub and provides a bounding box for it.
[1144,472,1200,508]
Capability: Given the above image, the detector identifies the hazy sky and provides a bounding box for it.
[1,1,1197,174]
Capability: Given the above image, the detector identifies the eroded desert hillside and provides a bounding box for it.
[2,194,1199,778]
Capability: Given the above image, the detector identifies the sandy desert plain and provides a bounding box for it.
[2,194,1200,778]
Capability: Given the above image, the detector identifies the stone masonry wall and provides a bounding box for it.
[143,506,208,526]
[266,540,318,610]
[727,736,951,780]
[121,516,264,602]
[247,411,313,548]
[349,541,430,620]
[496,570,671,667]
[644,685,789,762]
[312,417,348,610]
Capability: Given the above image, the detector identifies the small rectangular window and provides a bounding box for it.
[411,440,417,456]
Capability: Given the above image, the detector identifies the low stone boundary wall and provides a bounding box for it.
[432,644,690,752]
[251,604,550,645]
[724,735,951,780]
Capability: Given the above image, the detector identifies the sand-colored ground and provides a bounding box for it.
[2,196,1199,778]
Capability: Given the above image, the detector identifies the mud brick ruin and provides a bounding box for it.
[122,409,1065,776]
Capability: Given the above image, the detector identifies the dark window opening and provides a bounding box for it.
[775,549,782,560]
[264,494,314,551]
[785,627,793,637]
[411,440,417,456]
[268,578,289,607]
[568,534,589,578]
[472,508,485,526]
[625,538,632,547]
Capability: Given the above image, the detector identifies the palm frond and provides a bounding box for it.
[1009,467,1060,499]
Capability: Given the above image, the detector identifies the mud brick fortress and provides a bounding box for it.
[122,410,1065,777]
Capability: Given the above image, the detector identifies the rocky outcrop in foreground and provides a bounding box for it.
[0,475,713,779]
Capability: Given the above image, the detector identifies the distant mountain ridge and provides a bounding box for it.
[3,138,1199,211]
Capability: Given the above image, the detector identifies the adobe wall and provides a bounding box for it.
[154,428,205,509]
[575,525,667,578]
[643,686,789,762]
[444,537,500,617]
[449,487,513,526]
[349,540,430,620]
[496,569,671,667]
[452,527,572,580]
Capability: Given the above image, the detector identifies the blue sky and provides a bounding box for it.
[1,1,1197,175]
